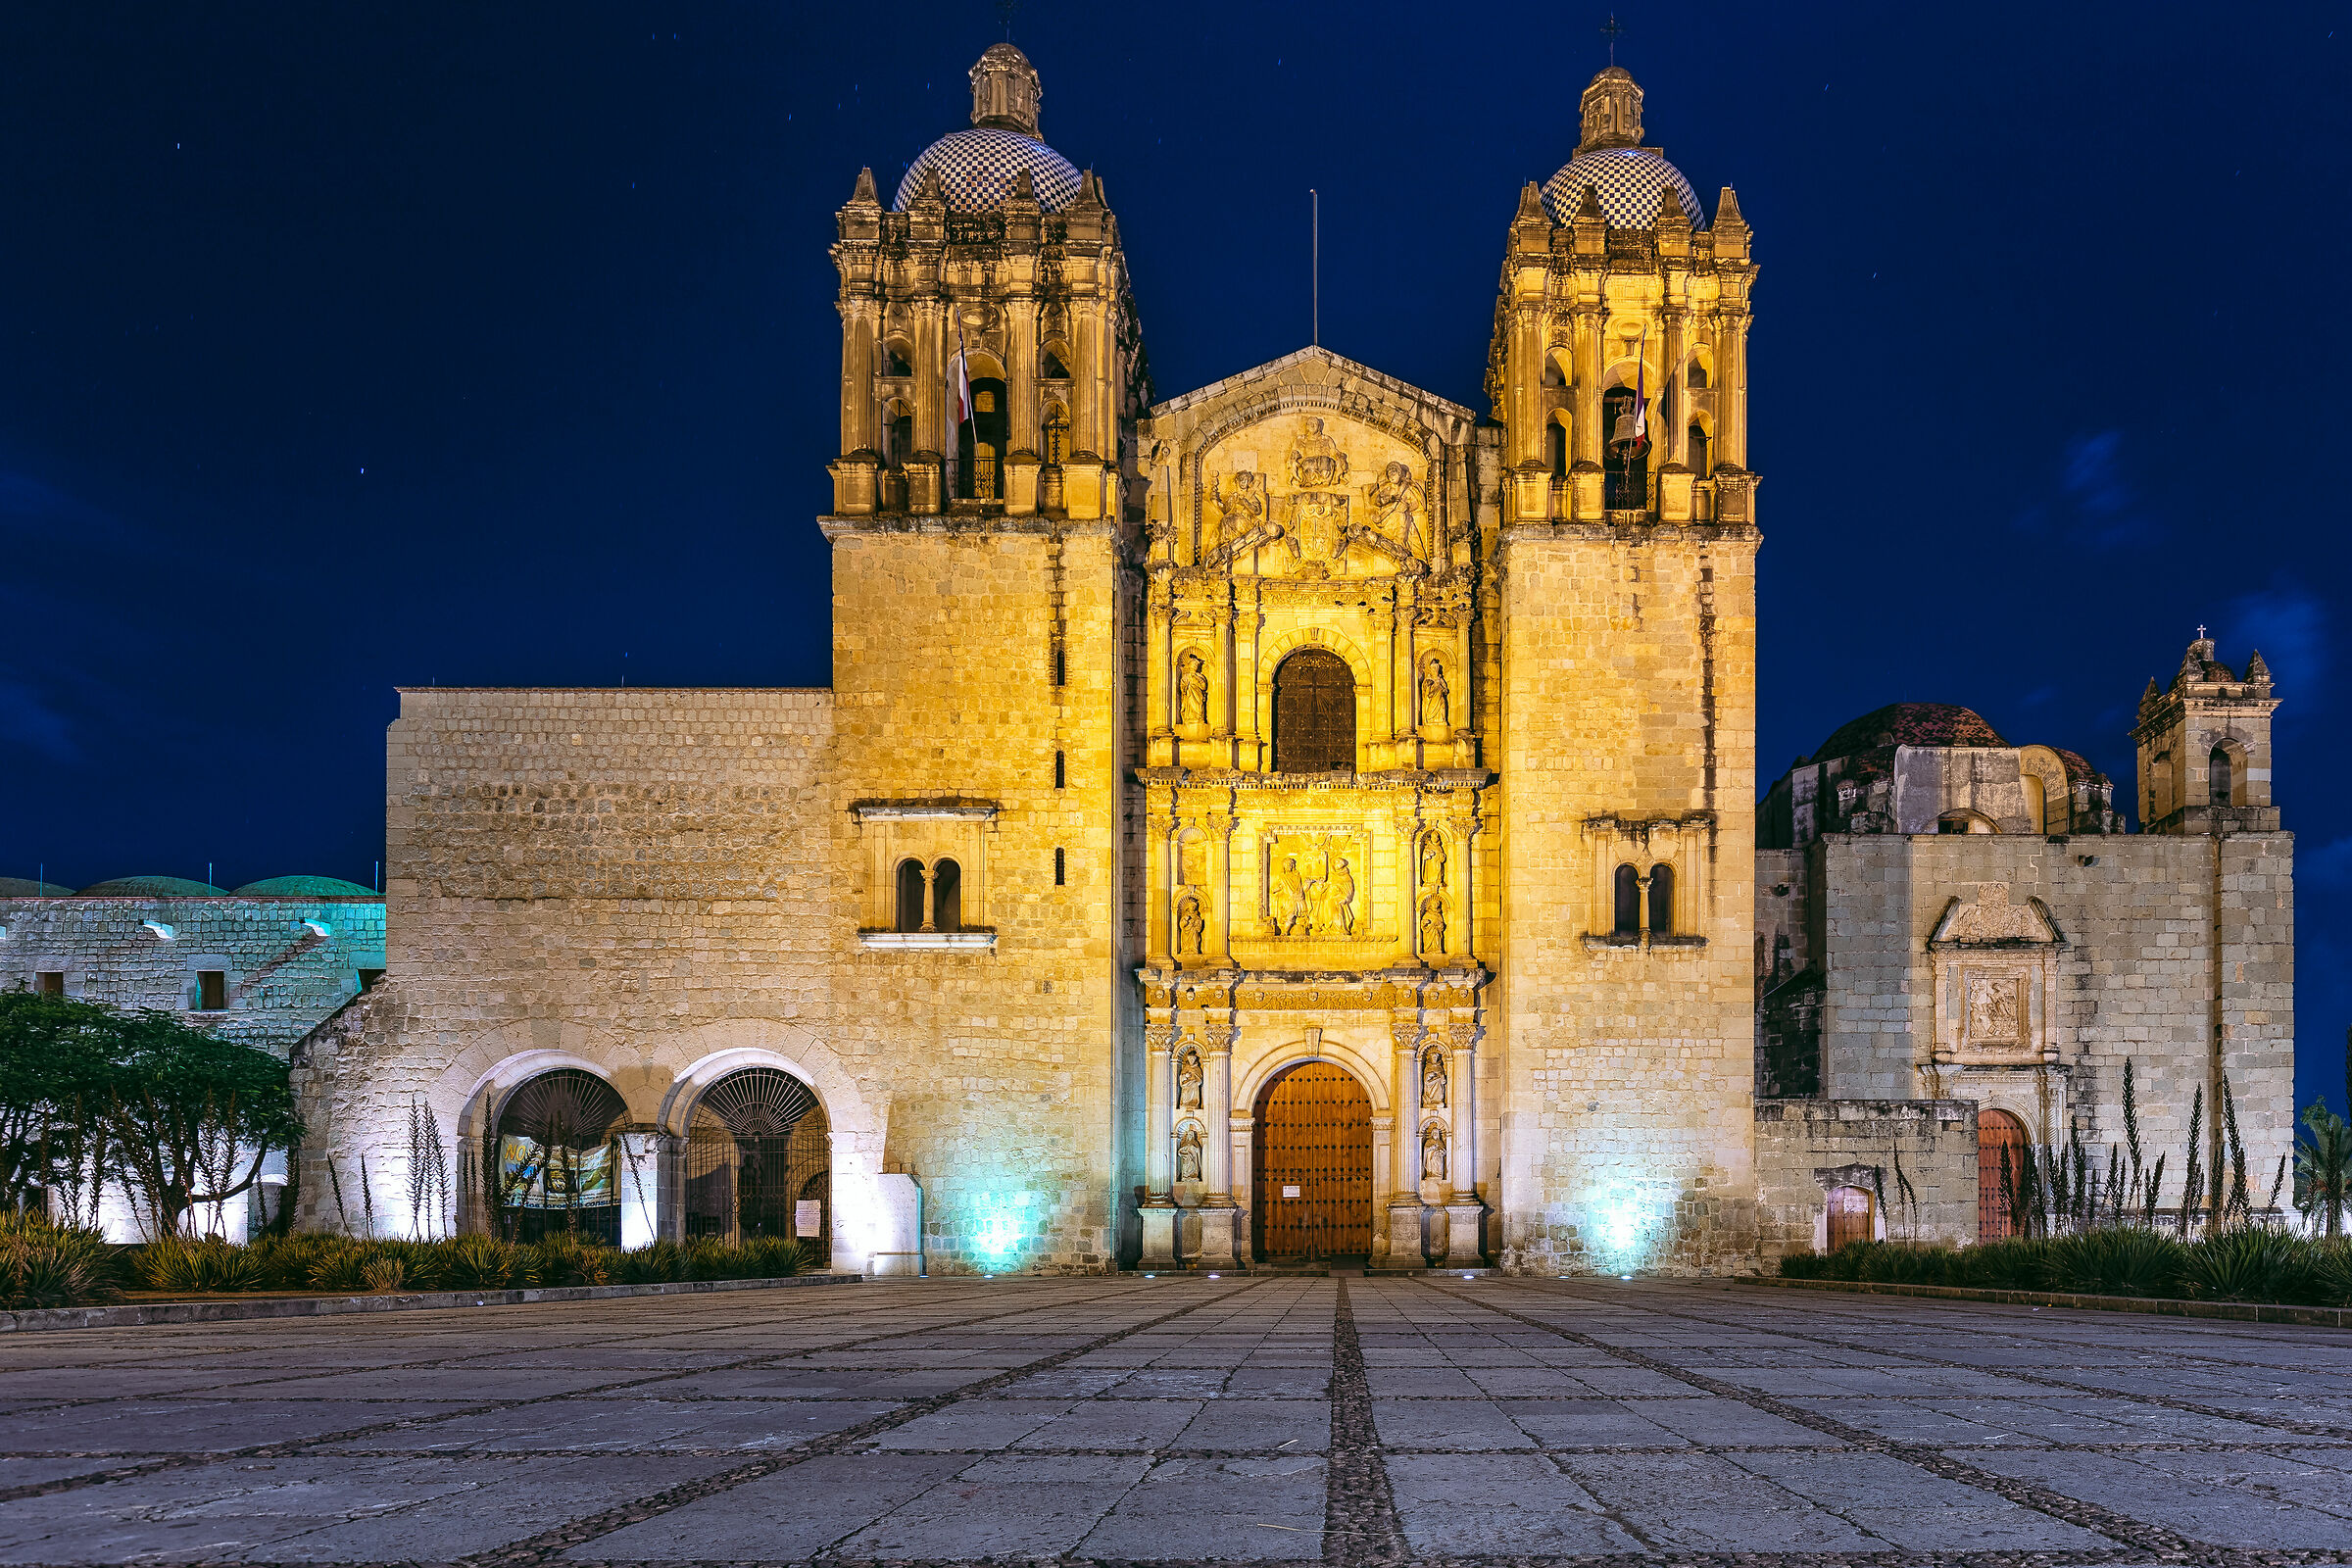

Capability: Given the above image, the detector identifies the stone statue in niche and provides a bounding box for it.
[1176,1047,1202,1109]
[1419,655,1449,729]
[1364,461,1428,560]
[1177,651,1209,727]
[1418,890,1447,956]
[1421,1120,1447,1184]
[1419,830,1446,890]
[1271,856,1309,937]
[1422,1047,1447,1107]
[1175,1122,1203,1183]
[1174,887,1205,956]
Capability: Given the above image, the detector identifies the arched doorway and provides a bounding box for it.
[1826,1186,1875,1251]
[490,1068,626,1246]
[1272,648,1355,773]
[685,1067,832,1262]
[1978,1108,2030,1240]
[1251,1061,1372,1265]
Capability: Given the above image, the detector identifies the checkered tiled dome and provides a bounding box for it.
[894,128,1083,214]
[1542,147,1704,228]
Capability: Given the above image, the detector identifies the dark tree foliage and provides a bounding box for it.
[0,988,300,1238]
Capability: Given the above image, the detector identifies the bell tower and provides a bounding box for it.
[2132,631,2281,833]
[826,43,1143,521]
[1485,63,1763,1273]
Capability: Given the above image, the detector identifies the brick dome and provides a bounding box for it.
[1812,703,2008,763]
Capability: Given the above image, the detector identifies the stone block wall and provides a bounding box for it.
[1813,831,2294,1210]
[0,893,385,1056]
[1494,520,1760,1275]
[1755,1098,1977,1258]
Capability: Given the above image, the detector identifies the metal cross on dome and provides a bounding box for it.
[1600,14,1624,65]
[996,0,1017,40]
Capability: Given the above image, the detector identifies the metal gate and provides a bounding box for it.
[1251,1061,1372,1263]
[489,1069,625,1247]
[684,1068,831,1262]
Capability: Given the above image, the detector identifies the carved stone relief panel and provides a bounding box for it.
[1201,414,1434,581]
[1928,885,2061,1068]
[1260,831,1364,939]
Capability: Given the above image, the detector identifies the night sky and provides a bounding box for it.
[2,3,2345,1112]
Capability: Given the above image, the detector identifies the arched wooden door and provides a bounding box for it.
[1978,1109,2029,1240]
[1252,1061,1373,1264]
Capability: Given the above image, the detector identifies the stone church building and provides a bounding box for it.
[281,45,2295,1274]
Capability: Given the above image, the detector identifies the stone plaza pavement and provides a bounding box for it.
[1,1276,2349,1566]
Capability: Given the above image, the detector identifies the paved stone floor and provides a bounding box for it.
[1,1276,2349,1566]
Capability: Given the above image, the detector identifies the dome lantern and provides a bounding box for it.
[1578,65,1644,153]
[970,42,1042,137]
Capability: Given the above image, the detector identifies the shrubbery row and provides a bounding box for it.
[1780,1225,2352,1305]
[0,1211,805,1309]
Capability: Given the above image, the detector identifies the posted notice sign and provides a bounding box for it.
[795,1200,823,1237]
[1281,1185,1301,1199]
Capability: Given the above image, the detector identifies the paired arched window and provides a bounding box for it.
[1546,419,1568,479]
[1272,648,1355,772]
[1686,421,1709,477]
[884,400,914,470]
[2210,745,2234,808]
[883,341,914,377]
[1611,862,1676,937]
[1687,362,1709,389]
[1041,348,1071,380]
[894,858,964,932]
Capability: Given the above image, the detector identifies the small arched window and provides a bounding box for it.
[1042,349,1070,379]
[932,858,962,933]
[957,378,1007,500]
[895,858,925,933]
[1602,386,1646,509]
[1613,864,1642,936]
[883,342,914,377]
[1687,422,1708,476]
[1546,420,1568,479]
[1543,355,1567,389]
[2210,745,2233,808]
[886,402,914,470]
[1687,362,1709,389]
[1647,862,1675,936]
[1272,648,1355,773]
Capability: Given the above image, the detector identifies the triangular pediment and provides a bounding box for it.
[1929,886,2063,947]
[1150,344,1477,434]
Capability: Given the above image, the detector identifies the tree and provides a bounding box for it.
[0,989,299,1238]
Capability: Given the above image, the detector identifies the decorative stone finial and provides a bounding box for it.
[1578,66,1644,153]
[2245,648,2273,687]
[848,167,878,207]
[970,41,1042,137]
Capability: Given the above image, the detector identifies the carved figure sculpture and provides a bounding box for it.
[1419,830,1446,889]
[1365,461,1428,558]
[1174,887,1205,956]
[1176,1047,1202,1109]
[1177,651,1209,727]
[1422,1047,1447,1107]
[1287,416,1350,491]
[1314,857,1357,937]
[1421,1120,1447,1184]
[1420,655,1449,728]
[1210,469,1266,553]
[1418,890,1447,956]
[1175,1122,1203,1183]
[1271,856,1309,937]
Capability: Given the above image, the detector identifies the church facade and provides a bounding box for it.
[286,46,2294,1274]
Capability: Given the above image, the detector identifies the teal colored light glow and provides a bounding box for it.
[972,1190,1037,1259]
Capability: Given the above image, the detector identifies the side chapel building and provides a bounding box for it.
[284,45,2295,1273]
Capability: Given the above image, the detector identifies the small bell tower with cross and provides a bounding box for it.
[2132,627,2281,833]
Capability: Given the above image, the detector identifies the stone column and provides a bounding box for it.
[1724,311,1751,468]
[1196,1022,1240,1268]
[1658,306,1684,467]
[1572,303,1605,466]
[1140,1019,1178,1267]
[1394,803,1424,967]
[1147,587,1175,766]
[1146,803,1173,964]
[1444,1022,1485,1263]
[1446,800,1478,964]
[1003,295,1041,514]
[840,297,878,455]
[1207,811,1236,965]
[1385,1014,1424,1269]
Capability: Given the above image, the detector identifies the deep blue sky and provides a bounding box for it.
[2,3,2345,1111]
